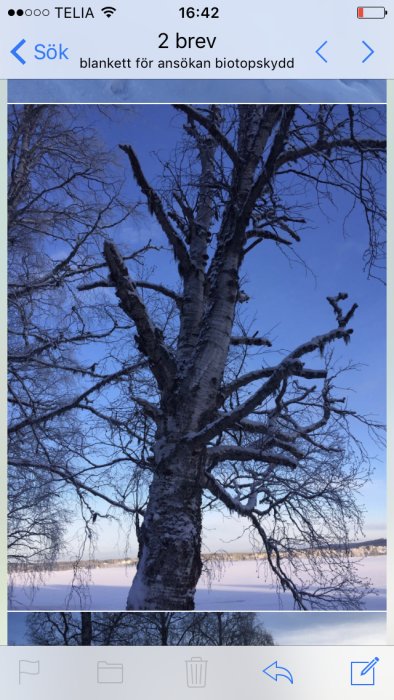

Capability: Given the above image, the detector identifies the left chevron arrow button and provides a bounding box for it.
[11,39,27,65]
[315,40,328,63]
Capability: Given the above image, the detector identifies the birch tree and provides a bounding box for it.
[101,105,385,610]
[8,104,385,611]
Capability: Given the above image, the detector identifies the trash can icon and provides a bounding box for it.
[185,657,208,688]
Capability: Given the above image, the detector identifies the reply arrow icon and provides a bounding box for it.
[262,660,294,684]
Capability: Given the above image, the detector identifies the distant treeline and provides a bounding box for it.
[8,539,386,574]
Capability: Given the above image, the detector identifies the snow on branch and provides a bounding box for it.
[244,230,293,251]
[203,459,372,610]
[134,398,162,423]
[119,144,191,274]
[189,357,304,445]
[222,366,327,399]
[173,104,240,164]
[190,293,357,444]
[212,491,308,606]
[240,107,297,223]
[79,278,182,307]
[207,444,298,469]
[230,335,272,347]
[103,241,175,391]
[203,470,255,517]
[327,292,358,328]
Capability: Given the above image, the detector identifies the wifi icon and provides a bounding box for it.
[101,6,117,17]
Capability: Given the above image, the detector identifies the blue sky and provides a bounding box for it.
[40,105,386,559]
[261,611,386,645]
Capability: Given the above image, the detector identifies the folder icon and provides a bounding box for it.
[97,661,124,684]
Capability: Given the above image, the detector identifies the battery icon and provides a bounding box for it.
[357,6,388,18]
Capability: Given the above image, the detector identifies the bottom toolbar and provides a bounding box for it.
[1,646,393,699]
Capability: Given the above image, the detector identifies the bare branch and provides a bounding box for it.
[9,363,145,435]
[10,460,144,517]
[276,137,386,171]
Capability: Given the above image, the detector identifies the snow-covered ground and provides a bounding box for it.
[9,555,386,612]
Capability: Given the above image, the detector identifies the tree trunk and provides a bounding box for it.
[80,612,93,646]
[159,613,169,645]
[216,612,224,646]
[126,448,203,610]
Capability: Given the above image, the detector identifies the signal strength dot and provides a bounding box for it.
[101,6,117,17]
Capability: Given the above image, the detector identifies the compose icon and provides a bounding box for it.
[97,661,124,684]
[350,657,379,686]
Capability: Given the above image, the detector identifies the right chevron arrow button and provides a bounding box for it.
[362,40,375,63]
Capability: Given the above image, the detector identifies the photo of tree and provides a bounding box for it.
[8,611,386,646]
[8,104,386,612]
[13,611,273,646]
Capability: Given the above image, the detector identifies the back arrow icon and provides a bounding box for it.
[10,39,26,65]
[11,39,27,65]
[262,661,294,684]
[315,40,328,63]
[362,40,374,63]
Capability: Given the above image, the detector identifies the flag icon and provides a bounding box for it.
[19,659,40,684]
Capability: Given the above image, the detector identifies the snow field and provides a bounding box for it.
[9,555,386,611]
